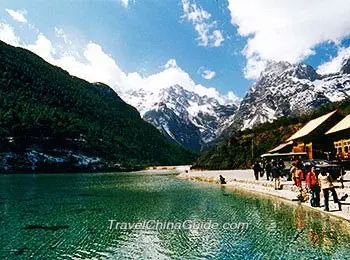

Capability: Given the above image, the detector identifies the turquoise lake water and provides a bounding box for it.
[1,171,350,259]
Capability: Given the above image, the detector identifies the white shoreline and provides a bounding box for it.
[175,167,350,222]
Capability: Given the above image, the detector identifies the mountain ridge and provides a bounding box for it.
[120,84,239,152]
[192,100,350,170]
[120,58,350,152]
[222,59,350,137]
[0,40,196,172]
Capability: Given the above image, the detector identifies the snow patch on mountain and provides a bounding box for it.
[118,57,350,151]
[120,84,239,151]
[225,59,350,133]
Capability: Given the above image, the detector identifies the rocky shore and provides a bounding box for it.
[0,150,143,173]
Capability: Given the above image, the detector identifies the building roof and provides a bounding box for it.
[261,152,307,158]
[287,110,337,141]
[268,141,293,153]
[326,114,350,134]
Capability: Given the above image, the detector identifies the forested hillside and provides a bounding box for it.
[192,100,350,170]
[0,41,196,172]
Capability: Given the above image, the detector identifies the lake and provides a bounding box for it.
[1,171,350,259]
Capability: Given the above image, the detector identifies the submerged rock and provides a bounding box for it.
[14,247,28,256]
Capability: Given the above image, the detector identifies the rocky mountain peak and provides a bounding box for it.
[263,61,292,76]
[119,84,239,152]
[340,57,350,74]
[223,60,350,134]
[284,63,319,81]
[261,61,318,81]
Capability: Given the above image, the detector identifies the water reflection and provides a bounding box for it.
[0,172,349,259]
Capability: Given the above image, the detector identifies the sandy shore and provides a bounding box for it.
[176,167,350,222]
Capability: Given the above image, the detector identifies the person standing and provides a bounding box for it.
[278,159,285,172]
[295,167,304,201]
[295,157,303,170]
[318,169,342,211]
[290,162,297,184]
[272,161,281,190]
[265,160,272,181]
[295,167,303,189]
[337,155,345,189]
[252,160,261,181]
[259,161,265,178]
[305,167,320,207]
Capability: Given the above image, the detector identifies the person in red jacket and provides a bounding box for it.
[306,167,320,207]
[295,166,304,201]
[295,167,303,188]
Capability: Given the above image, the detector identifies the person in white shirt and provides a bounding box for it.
[318,169,341,212]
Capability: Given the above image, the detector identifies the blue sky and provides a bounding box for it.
[1,0,350,100]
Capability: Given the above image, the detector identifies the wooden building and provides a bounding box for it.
[286,110,342,159]
[326,114,350,160]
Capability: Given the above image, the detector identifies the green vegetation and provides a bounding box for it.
[0,40,196,170]
[192,100,350,170]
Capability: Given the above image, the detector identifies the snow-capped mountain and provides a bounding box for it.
[118,58,349,152]
[226,59,350,132]
[120,85,240,152]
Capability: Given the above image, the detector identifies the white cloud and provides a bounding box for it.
[123,61,237,105]
[182,0,224,47]
[0,23,20,46]
[317,47,350,74]
[123,59,205,94]
[164,59,177,69]
[123,60,240,106]
[211,30,224,47]
[5,9,28,23]
[3,26,125,88]
[56,42,126,88]
[130,60,239,104]
[55,27,70,45]
[119,0,129,8]
[243,55,269,79]
[198,67,216,80]
[26,34,55,62]
[122,60,233,102]
[226,91,241,105]
[202,70,216,80]
[227,0,350,79]
[0,22,238,105]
